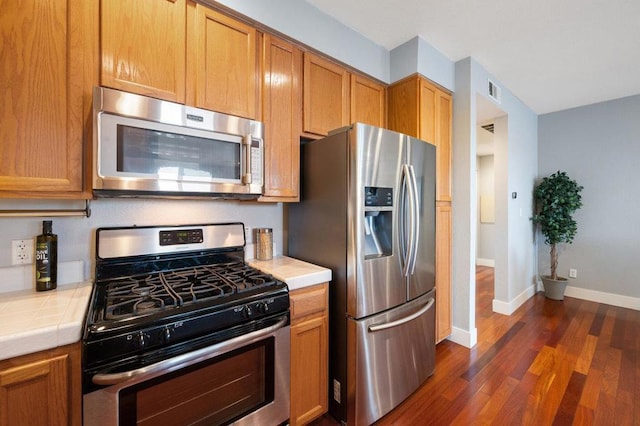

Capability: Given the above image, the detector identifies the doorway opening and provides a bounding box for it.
[475,95,506,325]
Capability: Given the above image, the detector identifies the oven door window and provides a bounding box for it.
[118,339,274,426]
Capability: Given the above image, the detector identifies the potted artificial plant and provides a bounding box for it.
[531,171,583,300]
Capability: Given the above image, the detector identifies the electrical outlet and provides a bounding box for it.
[244,226,252,243]
[569,268,577,279]
[12,239,34,265]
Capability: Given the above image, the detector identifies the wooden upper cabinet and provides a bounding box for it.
[303,53,349,137]
[187,3,259,119]
[0,0,96,198]
[388,75,452,201]
[350,74,386,128]
[435,90,452,202]
[260,35,302,201]
[100,0,186,103]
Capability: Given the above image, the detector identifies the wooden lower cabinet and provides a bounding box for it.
[435,202,452,342]
[0,343,81,426]
[289,283,329,425]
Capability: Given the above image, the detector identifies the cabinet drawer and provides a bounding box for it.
[290,284,328,322]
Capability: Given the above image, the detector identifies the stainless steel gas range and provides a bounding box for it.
[82,223,290,426]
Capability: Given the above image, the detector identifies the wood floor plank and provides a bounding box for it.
[575,334,598,375]
[552,371,587,425]
[309,267,640,426]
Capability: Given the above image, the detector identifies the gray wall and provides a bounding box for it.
[538,94,640,297]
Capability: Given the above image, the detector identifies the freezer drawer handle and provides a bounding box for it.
[368,298,435,332]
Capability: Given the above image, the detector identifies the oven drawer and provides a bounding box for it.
[84,316,290,426]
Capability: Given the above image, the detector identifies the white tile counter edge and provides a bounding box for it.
[246,255,332,291]
[0,281,92,361]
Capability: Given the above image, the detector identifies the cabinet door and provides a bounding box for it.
[291,316,328,425]
[387,77,420,138]
[260,35,302,201]
[419,80,452,201]
[435,202,452,343]
[290,284,329,426]
[101,0,186,103]
[350,74,386,128]
[435,90,452,202]
[303,53,349,136]
[0,0,95,197]
[187,3,258,119]
[0,344,81,426]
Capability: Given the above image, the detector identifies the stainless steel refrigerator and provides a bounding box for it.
[288,123,436,425]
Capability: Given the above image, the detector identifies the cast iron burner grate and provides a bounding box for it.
[103,263,278,320]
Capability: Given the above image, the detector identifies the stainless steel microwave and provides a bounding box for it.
[93,87,264,199]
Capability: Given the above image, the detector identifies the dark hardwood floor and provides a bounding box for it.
[310,266,640,425]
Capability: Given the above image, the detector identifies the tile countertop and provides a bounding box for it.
[0,256,329,362]
[247,256,332,291]
[0,281,92,361]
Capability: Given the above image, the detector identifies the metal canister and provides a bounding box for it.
[256,228,273,260]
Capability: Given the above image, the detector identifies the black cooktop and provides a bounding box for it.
[100,262,279,321]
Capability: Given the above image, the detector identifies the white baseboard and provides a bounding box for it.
[476,258,495,267]
[565,285,640,311]
[447,326,478,348]
[493,284,536,315]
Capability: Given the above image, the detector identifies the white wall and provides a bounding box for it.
[389,36,455,91]
[215,0,390,83]
[538,94,640,304]
[452,57,538,343]
[0,198,283,288]
[477,153,495,264]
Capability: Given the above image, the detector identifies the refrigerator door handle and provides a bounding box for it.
[407,165,420,275]
[368,297,435,332]
[399,164,419,277]
[399,164,411,275]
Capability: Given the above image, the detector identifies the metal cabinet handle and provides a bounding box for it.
[368,298,435,332]
[92,315,288,386]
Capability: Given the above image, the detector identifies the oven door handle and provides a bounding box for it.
[91,315,288,386]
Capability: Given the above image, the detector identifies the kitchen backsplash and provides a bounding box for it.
[0,198,283,292]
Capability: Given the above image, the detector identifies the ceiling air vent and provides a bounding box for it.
[481,123,494,133]
[488,79,502,104]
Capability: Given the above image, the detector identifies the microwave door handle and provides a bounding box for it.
[242,134,252,184]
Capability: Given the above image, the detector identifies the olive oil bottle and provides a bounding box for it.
[35,220,57,291]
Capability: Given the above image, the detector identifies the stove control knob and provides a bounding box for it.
[137,332,147,349]
[257,302,269,314]
[242,305,253,318]
[163,327,172,343]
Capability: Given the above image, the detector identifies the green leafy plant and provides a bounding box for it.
[531,171,583,280]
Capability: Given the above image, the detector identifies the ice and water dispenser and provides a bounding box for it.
[363,187,393,258]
